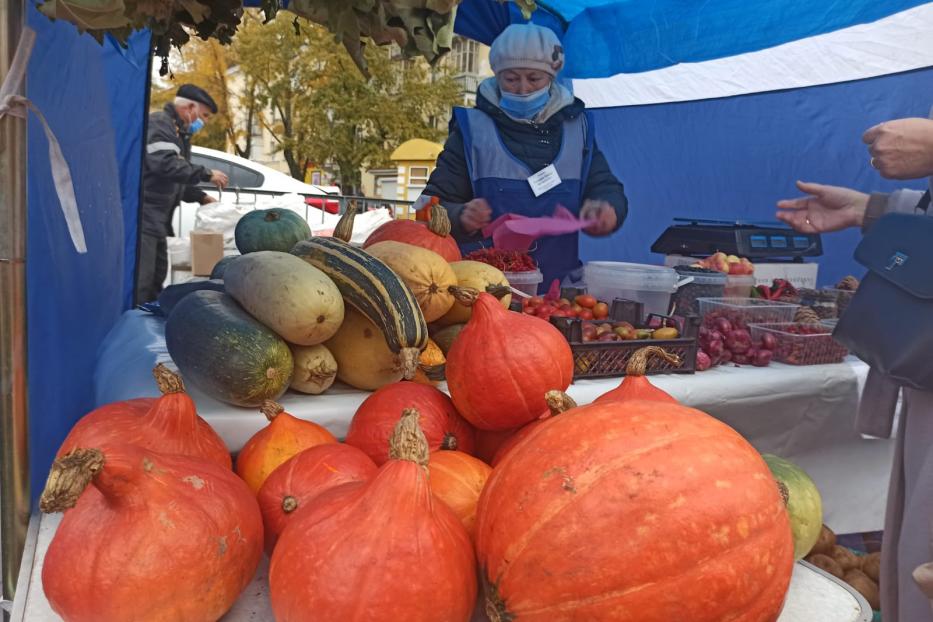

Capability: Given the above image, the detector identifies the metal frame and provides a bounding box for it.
[0,0,30,605]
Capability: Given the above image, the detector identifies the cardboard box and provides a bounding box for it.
[190,230,224,277]
[664,255,819,289]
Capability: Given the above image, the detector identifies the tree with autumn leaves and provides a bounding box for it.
[152,11,462,193]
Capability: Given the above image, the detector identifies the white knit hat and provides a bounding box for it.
[489,24,565,77]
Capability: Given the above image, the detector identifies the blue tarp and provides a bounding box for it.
[25,4,150,497]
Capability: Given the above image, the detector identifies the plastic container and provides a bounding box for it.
[697,297,799,328]
[750,322,849,365]
[724,274,756,297]
[504,269,543,296]
[671,267,726,315]
[583,262,679,317]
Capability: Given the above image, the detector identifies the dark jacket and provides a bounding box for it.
[141,103,212,237]
[424,89,628,241]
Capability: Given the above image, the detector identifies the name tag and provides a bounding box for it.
[528,164,561,197]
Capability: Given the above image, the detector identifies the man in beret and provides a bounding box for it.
[136,84,229,304]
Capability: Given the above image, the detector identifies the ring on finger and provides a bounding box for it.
[870,157,879,169]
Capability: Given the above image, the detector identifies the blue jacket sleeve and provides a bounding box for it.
[424,117,479,242]
[583,140,628,233]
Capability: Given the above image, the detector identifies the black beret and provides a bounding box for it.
[177,84,218,113]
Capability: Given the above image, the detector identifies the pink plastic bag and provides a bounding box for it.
[481,205,596,251]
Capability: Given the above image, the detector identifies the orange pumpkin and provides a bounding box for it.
[57,364,231,469]
[491,391,576,467]
[40,444,262,622]
[345,381,475,465]
[473,428,518,464]
[363,200,461,262]
[594,346,681,404]
[446,290,573,430]
[476,399,794,621]
[269,410,477,621]
[428,450,493,537]
[236,400,338,494]
[257,443,377,553]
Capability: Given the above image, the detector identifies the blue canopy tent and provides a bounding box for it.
[12,0,933,524]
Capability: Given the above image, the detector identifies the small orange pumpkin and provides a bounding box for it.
[428,450,493,537]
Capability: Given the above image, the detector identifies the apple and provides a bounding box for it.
[578,309,594,320]
[614,326,636,340]
[593,302,610,319]
[598,332,618,342]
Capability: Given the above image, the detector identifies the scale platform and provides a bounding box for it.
[651,218,823,260]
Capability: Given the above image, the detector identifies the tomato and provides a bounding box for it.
[574,294,597,309]
[522,306,537,315]
[571,303,585,314]
[578,309,594,320]
[528,296,544,307]
[558,298,572,307]
[592,302,610,319]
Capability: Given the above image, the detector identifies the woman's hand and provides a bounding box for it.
[461,198,492,234]
[775,181,869,233]
[863,118,933,180]
[580,200,617,236]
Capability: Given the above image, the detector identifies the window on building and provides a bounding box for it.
[450,37,478,75]
[409,166,430,186]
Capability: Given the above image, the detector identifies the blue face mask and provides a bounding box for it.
[189,117,205,134]
[499,86,551,120]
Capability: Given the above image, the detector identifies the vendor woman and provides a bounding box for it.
[420,23,628,288]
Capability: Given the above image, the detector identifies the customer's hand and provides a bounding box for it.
[863,118,933,180]
[210,169,229,190]
[580,199,617,236]
[776,181,869,233]
[461,198,492,234]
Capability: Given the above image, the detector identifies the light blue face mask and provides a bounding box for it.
[189,117,205,134]
[500,86,550,120]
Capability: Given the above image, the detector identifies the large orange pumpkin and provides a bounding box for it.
[491,391,576,467]
[269,410,477,621]
[40,444,262,622]
[345,381,475,465]
[57,364,231,469]
[594,346,681,404]
[363,200,461,262]
[235,400,338,493]
[446,290,573,430]
[475,399,794,622]
[257,443,377,553]
[428,450,493,538]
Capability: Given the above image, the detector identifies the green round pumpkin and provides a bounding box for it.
[763,453,823,560]
[235,209,311,254]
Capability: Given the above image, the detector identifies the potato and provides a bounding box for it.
[830,545,861,572]
[861,552,881,583]
[810,524,837,556]
[806,553,845,579]
[845,569,880,610]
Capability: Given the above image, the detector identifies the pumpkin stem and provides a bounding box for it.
[482,573,513,622]
[440,432,458,451]
[260,400,285,422]
[485,284,512,300]
[427,202,452,237]
[153,363,185,394]
[449,286,480,308]
[625,346,682,376]
[333,201,357,243]
[398,347,420,380]
[39,448,105,513]
[544,390,576,416]
[388,408,429,468]
[282,495,299,514]
[264,210,281,222]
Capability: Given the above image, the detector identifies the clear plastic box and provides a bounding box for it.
[504,269,543,296]
[583,262,678,317]
[749,322,848,365]
[697,297,799,328]
[724,275,755,297]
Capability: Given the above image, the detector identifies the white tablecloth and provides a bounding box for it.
[94,310,895,534]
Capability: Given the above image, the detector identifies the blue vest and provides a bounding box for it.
[454,107,594,292]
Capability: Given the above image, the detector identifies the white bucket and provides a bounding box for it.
[584,262,680,317]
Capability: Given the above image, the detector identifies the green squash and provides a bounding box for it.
[235,208,311,254]
[165,290,293,407]
[763,454,823,560]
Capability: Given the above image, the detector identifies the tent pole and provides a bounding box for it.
[0,0,29,603]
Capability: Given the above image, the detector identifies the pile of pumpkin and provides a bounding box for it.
[158,201,518,405]
[40,326,829,620]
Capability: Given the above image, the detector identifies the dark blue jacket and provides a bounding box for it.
[424,90,628,242]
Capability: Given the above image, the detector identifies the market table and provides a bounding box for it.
[92,310,895,534]
[11,512,873,622]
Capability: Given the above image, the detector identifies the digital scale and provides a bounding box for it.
[650,218,823,261]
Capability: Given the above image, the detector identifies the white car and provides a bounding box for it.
[171,146,342,240]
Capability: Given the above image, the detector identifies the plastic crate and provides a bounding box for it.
[549,300,699,379]
[749,323,849,365]
[697,297,799,328]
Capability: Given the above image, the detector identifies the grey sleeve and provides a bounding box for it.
[863,188,930,231]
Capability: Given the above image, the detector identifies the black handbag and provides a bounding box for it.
[833,208,933,390]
